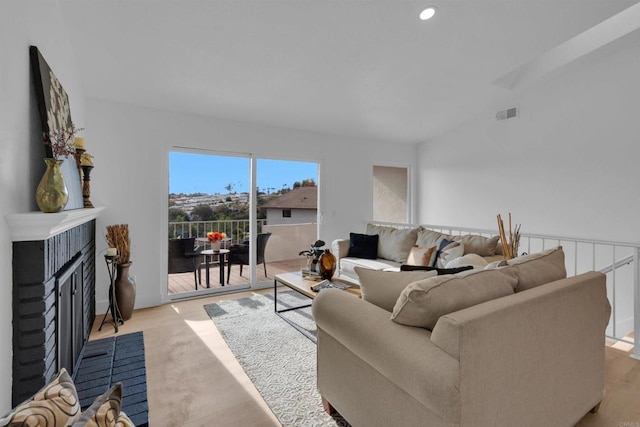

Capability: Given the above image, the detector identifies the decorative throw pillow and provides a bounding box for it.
[115,412,135,427]
[355,267,437,312]
[484,259,508,269]
[0,368,81,427]
[391,268,517,330]
[500,246,566,292]
[444,253,488,269]
[347,233,379,259]
[452,234,500,256]
[405,246,436,266]
[365,224,418,263]
[415,228,449,249]
[400,264,474,275]
[433,239,464,268]
[72,383,123,427]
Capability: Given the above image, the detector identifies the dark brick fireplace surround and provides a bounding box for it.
[9,211,100,406]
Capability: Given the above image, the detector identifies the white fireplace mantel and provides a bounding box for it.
[5,207,105,242]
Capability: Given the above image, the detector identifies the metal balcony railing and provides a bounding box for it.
[169,219,267,243]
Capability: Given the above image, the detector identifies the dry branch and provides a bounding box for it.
[106,224,131,264]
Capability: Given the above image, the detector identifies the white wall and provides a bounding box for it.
[0,0,85,413]
[417,35,640,243]
[265,208,317,225]
[86,98,417,311]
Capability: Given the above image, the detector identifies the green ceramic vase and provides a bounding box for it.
[36,158,69,213]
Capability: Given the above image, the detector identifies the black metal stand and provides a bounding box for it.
[274,278,315,343]
[98,255,124,333]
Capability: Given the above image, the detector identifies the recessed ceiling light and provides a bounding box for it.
[420,7,437,21]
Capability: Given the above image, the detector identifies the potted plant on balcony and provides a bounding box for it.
[299,239,326,277]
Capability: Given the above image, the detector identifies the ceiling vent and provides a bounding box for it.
[496,107,518,120]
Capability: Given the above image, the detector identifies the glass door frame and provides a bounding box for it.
[165,147,323,301]
[166,147,253,301]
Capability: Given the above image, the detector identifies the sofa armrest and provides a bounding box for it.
[331,239,350,272]
[430,271,610,425]
[313,289,459,417]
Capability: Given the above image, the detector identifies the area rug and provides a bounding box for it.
[204,291,350,427]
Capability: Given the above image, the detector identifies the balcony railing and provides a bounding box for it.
[169,219,317,263]
[169,219,267,243]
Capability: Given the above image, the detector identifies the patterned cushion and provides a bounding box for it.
[391,268,517,330]
[0,368,80,427]
[72,383,122,427]
[115,411,134,427]
[355,267,437,312]
[433,239,464,268]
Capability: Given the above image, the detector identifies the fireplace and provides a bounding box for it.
[8,209,102,406]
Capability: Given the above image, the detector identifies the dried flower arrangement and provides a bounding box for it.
[106,224,131,264]
[43,123,84,159]
[497,213,520,259]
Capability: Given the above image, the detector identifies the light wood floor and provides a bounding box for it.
[168,258,307,294]
[89,292,640,427]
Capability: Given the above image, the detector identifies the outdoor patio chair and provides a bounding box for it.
[227,232,271,283]
[168,237,203,288]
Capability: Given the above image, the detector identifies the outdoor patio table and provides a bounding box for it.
[200,249,230,287]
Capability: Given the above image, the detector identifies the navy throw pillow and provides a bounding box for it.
[347,233,379,259]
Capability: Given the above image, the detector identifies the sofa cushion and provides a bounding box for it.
[444,253,488,269]
[416,228,500,256]
[0,368,81,427]
[406,246,437,266]
[347,233,379,259]
[400,264,474,275]
[366,224,418,263]
[415,228,448,249]
[340,257,401,279]
[434,239,464,268]
[455,234,500,256]
[391,268,517,329]
[485,259,508,269]
[355,267,438,312]
[500,246,566,292]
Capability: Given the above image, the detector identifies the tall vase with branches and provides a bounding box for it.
[106,224,136,320]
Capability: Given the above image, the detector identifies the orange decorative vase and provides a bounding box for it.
[319,249,337,280]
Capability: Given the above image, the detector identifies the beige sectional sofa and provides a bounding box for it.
[312,247,611,427]
[331,223,503,283]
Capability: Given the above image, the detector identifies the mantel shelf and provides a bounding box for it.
[5,207,105,242]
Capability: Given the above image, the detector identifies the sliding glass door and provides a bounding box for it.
[167,150,320,298]
[168,150,251,298]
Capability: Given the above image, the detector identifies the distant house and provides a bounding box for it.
[261,186,317,225]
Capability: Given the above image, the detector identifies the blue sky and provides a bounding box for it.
[169,152,318,195]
